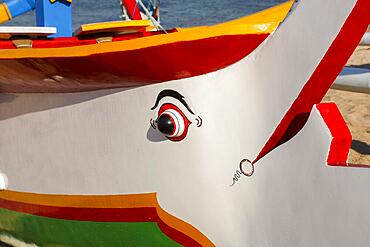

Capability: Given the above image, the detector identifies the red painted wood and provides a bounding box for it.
[0,198,158,222]
[122,0,142,20]
[0,33,269,93]
[316,103,352,166]
[254,0,370,163]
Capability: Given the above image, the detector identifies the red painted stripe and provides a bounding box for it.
[122,0,142,20]
[316,103,352,166]
[0,198,158,222]
[0,34,269,93]
[254,0,370,163]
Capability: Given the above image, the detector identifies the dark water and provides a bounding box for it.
[1,0,284,29]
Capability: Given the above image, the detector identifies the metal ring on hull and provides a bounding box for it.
[239,159,255,177]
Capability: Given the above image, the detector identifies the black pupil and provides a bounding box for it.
[157,114,175,136]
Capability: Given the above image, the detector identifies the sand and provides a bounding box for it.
[346,45,370,68]
[322,45,370,164]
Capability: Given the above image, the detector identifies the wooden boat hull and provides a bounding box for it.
[0,2,294,93]
[0,0,369,246]
[0,33,269,93]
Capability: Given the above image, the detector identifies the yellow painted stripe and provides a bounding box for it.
[176,0,293,31]
[50,0,72,3]
[157,206,216,247]
[0,3,12,23]
[0,22,278,59]
[80,20,151,32]
[0,190,157,208]
[215,0,294,27]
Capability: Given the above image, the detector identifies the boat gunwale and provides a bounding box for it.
[0,1,294,59]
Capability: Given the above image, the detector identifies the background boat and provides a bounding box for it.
[3,0,285,29]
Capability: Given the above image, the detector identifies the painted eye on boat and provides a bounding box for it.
[156,103,191,142]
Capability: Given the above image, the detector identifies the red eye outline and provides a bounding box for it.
[157,103,192,142]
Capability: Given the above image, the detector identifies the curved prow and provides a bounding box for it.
[248,0,370,163]
[0,0,35,23]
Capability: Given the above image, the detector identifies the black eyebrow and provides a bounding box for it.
[151,89,195,115]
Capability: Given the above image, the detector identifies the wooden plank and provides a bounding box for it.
[74,20,151,36]
[0,26,56,39]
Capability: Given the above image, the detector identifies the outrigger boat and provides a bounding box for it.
[0,0,369,246]
[0,0,291,93]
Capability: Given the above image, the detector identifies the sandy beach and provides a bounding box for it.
[323,45,370,164]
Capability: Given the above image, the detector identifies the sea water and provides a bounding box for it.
[1,0,285,29]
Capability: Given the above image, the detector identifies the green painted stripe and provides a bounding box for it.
[0,208,182,247]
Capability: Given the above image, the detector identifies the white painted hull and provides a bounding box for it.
[0,0,369,246]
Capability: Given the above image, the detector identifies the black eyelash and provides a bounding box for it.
[151,89,195,115]
[196,116,202,127]
[150,118,157,129]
